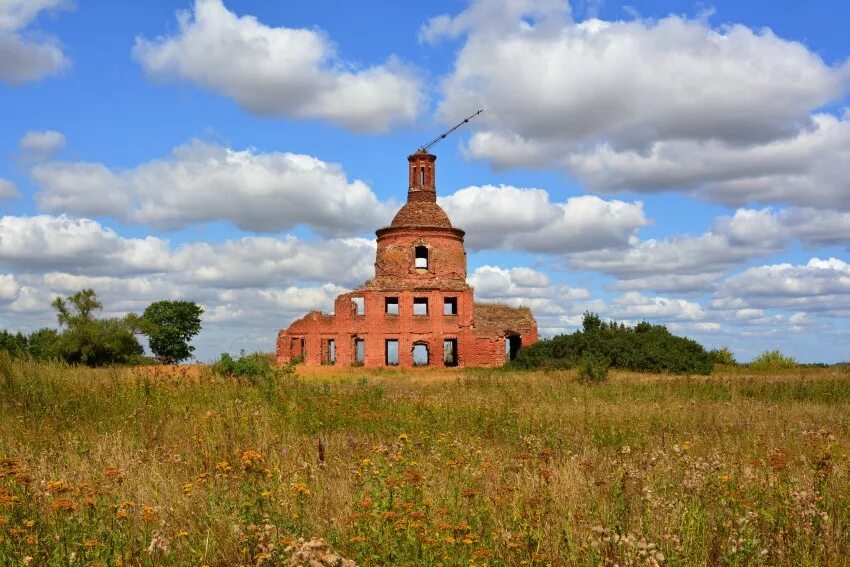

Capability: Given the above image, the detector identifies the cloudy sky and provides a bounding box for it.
[2,0,849,363]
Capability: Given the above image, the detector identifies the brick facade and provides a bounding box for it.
[276,150,538,368]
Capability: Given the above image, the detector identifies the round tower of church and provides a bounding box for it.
[373,151,468,283]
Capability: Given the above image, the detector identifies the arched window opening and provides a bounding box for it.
[420,166,425,185]
[415,246,428,269]
[506,335,521,361]
[412,343,429,366]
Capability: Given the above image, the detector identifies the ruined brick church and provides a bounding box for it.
[276,150,538,368]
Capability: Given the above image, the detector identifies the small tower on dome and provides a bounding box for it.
[407,151,437,202]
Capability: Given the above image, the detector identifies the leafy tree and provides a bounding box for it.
[52,289,143,366]
[0,330,28,357]
[27,328,61,360]
[142,300,203,364]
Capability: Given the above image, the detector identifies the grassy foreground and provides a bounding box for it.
[1,355,849,566]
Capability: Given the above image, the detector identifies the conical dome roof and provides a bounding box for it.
[389,200,453,228]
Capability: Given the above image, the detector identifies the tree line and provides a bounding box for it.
[0,289,202,366]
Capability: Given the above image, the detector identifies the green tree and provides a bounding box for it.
[0,330,28,357]
[142,300,204,364]
[27,328,61,360]
[52,289,143,366]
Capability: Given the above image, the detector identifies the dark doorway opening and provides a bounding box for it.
[443,339,458,367]
[385,339,399,366]
[321,339,335,365]
[354,338,365,365]
[506,335,521,361]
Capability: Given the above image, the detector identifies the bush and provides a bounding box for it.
[577,353,610,383]
[750,349,797,370]
[710,346,737,366]
[512,312,713,375]
[213,351,288,381]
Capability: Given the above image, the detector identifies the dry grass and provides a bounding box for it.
[1,353,849,566]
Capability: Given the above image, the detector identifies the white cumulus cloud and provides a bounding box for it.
[31,140,394,235]
[0,0,69,84]
[133,0,423,132]
[440,185,647,252]
[429,0,850,208]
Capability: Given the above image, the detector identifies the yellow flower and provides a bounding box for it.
[241,450,265,473]
[46,480,71,494]
[177,530,189,538]
[50,498,76,512]
[116,508,128,520]
[398,433,410,442]
[290,482,311,497]
[349,535,366,543]
[141,506,157,523]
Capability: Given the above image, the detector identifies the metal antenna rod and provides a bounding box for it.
[417,109,484,153]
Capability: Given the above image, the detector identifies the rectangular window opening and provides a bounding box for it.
[415,246,428,269]
[444,297,458,315]
[444,339,458,367]
[351,297,365,316]
[385,297,399,315]
[413,297,428,316]
[385,339,399,366]
[420,166,425,185]
[321,339,336,365]
[354,338,365,365]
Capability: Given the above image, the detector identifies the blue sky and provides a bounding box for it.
[1,0,849,363]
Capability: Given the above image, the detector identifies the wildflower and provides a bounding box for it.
[103,467,123,482]
[398,433,410,442]
[349,535,366,543]
[183,482,193,495]
[141,506,157,523]
[357,497,373,508]
[46,480,72,494]
[83,539,103,549]
[241,450,265,473]
[23,557,32,565]
[24,519,35,528]
[177,530,189,537]
[215,461,231,473]
[290,482,311,497]
[116,508,129,520]
[50,499,76,513]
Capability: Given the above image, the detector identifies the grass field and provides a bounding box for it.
[1,353,849,566]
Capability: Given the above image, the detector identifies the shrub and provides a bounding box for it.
[710,346,737,366]
[750,349,797,370]
[213,351,289,381]
[511,312,713,375]
[577,353,610,383]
